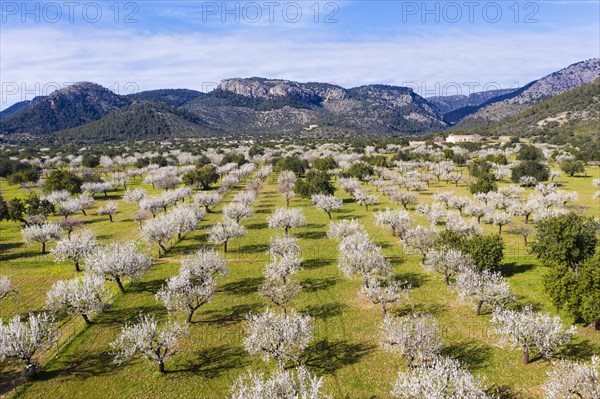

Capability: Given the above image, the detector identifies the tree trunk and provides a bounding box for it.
[115,276,126,293]
[42,241,46,254]
[522,345,529,364]
[223,241,228,253]
[82,209,87,216]
[81,313,91,324]
[498,225,502,234]
[594,318,600,331]
[445,274,450,286]
[109,214,113,222]
[476,301,483,316]
[158,361,165,373]
[276,357,285,371]
[327,211,332,220]
[159,243,167,256]
[75,260,81,272]
[525,214,530,224]
[187,309,195,323]
[284,227,289,237]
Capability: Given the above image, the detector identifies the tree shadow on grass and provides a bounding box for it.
[96,304,167,325]
[176,345,249,378]
[395,272,427,288]
[394,302,447,317]
[560,338,599,361]
[486,385,523,399]
[37,350,116,381]
[246,222,268,230]
[441,340,492,369]
[301,303,348,320]
[127,279,165,294]
[220,277,264,295]
[0,242,42,262]
[301,277,340,292]
[302,339,374,374]
[302,258,333,270]
[202,303,261,325]
[238,243,269,254]
[0,368,22,396]
[501,262,536,277]
[296,231,325,240]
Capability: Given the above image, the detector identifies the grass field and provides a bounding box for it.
[1,165,599,398]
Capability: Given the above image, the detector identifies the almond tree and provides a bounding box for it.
[0,276,18,305]
[455,268,514,315]
[360,274,411,317]
[491,306,576,364]
[45,274,111,324]
[278,171,297,207]
[400,226,438,265]
[194,192,221,212]
[267,208,306,236]
[338,177,360,194]
[390,191,418,210]
[170,204,204,240]
[326,219,365,240]
[230,366,329,399]
[141,214,176,256]
[110,314,187,373]
[448,195,471,216]
[338,233,391,281]
[232,190,257,207]
[353,190,378,211]
[0,312,58,378]
[542,355,599,399]
[375,208,413,237]
[380,314,443,367]
[424,247,474,286]
[223,202,254,224]
[259,255,303,315]
[311,194,343,220]
[97,201,118,222]
[208,221,246,252]
[85,241,153,293]
[244,309,314,371]
[155,272,214,323]
[268,235,302,260]
[485,210,511,234]
[51,229,98,272]
[391,356,490,399]
[123,187,148,204]
[21,222,63,254]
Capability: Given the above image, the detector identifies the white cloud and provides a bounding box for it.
[1,24,598,109]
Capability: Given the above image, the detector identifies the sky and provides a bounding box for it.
[1,0,599,109]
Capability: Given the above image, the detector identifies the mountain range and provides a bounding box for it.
[1,58,598,141]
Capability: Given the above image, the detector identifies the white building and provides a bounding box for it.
[445,134,483,144]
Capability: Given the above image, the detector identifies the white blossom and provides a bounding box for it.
[311,194,343,220]
[491,306,576,364]
[542,355,599,399]
[85,241,153,293]
[244,309,314,370]
[51,229,98,272]
[230,366,329,399]
[455,268,514,315]
[21,222,63,254]
[45,274,111,323]
[267,208,306,236]
[110,314,187,373]
[208,221,246,252]
[381,314,442,366]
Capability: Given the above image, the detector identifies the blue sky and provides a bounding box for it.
[1,1,599,109]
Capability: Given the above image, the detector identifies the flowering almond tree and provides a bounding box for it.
[0,312,58,378]
[360,275,411,317]
[311,194,343,220]
[380,314,443,367]
[391,356,490,399]
[244,309,314,371]
[97,201,119,222]
[375,208,413,237]
[491,306,576,364]
[110,314,187,373]
[208,221,246,252]
[230,366,330,399]
[21,222,63,254]
[455,268,514,315]
[84,241,153,293]
[45,274,111,324]
[542,355,599,399]
[267,208,306,236]
[51,229,98,272]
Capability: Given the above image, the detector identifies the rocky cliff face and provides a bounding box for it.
[459,58,600,124]
[186,78,446,135]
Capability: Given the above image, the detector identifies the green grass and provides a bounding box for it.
[1,166,599,398]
